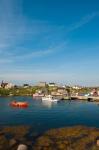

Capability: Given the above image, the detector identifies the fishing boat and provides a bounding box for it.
[10,101,29,108]
[33,93,44,98]
[42,95,59,102]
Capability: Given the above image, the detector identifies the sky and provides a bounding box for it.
[0,0,99,86]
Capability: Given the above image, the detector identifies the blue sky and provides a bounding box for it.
[0,0,99,86]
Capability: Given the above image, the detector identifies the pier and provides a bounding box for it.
[71,96,99,101]
[58,95,99,101]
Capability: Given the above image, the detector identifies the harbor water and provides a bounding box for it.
[0,96,99,134]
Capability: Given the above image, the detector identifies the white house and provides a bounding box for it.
[5,83,14,89]
[23,84,30,88]
[48,83,57,87]
[1,81,14,89]
[37,82,47,87]
[72,85,82,90]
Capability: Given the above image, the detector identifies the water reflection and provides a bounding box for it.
[42,100,57,108]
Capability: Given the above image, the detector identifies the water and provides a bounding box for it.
[0,96,99,134]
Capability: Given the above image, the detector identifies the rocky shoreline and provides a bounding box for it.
[0,125,99,150]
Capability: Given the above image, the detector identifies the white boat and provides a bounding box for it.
[33,93,44,98]
[42,95,59,102]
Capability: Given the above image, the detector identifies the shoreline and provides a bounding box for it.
[1,95,99,104]
[0,125,99,149]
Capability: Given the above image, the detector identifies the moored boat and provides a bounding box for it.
[10,101,29,108]
[42,95,59,102]
[33,93,44,98]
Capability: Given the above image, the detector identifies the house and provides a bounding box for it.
[48,83,57,87]
[37,82,47,87]
[1,81,13,89]
[35,89,43,94]
[51,91,63,96]
[91,88,98,96]
[1,82,8,88]
[72,85,82,90]
[5,83,13,89]
[23,84,30,88]
[57,87,67,95]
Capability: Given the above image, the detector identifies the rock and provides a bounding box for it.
[9,139,17,147]
[17,144,28,150]
[0,135,9,149]
[97,140,99,146]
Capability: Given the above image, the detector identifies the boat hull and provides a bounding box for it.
[42,98,59,102]
[10,101,29,108]
[33,94,44,98]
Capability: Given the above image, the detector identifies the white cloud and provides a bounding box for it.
[66,12,99,32]
[0,0,67,65]
[15,49,54,60]
[0,41,68,64]
[0,0,57,54]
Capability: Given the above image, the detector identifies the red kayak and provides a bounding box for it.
[10,101,29,108]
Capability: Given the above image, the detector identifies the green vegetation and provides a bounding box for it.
[0,86,39,96]
[0,88,9,96]
[0,85,95,97]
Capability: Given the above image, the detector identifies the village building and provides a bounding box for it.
[72,85,82,90]
[23,84,30,88]
[1,81,13,89]
[48,83,57,87]
[57,87,68,95]
[37,82,47,87]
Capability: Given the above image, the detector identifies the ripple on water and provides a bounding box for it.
[0,97,99,131]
